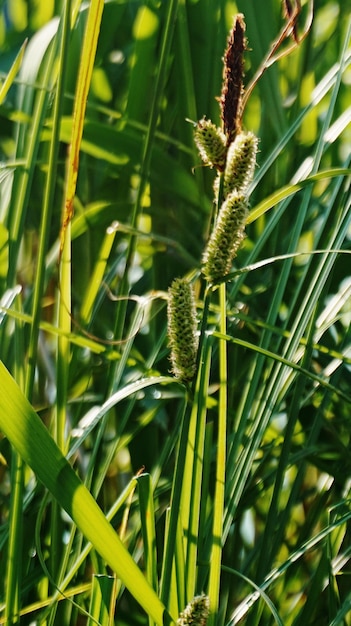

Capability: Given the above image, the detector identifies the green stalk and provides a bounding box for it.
[182,339,212,601]
[25,0,71,400]
[44,0,71,600]
[5,453,24,625]
[56,0,105,453]
[160,333,213,610]
[207,282,227,626]
[56,221,72,454]
[50,218,72,600]
[53,0,104,597]
[4,296,25,626]
[160,399,191,609]
[37,2,72,610]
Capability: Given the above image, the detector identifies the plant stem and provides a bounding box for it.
[208,282,227,626]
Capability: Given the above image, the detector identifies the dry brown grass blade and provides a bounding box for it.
[241,0,314,117]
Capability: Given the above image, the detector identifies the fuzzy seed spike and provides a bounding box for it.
[167,278,199,382]
[177,594,210,626]
[194,118,227,170]
[202,191,248,283]
[223,131,258,197]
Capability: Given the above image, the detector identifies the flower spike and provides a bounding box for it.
[220,14,247,144]
[202,191,248,283]
[223,130,258,196]
[177,594,210,626]
[168,278,199,382]
[194,118,227,171]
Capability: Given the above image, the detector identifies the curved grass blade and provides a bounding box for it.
[0,361,174,626]
[0,38,27,105]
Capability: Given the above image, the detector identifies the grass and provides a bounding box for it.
[0,0,350,625]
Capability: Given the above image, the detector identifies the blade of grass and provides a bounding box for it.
[56,0,105,450]
[0,360,174,626]
[137,473,159,626]
[226,182,351,626]
[37,476,141,622]
[86,574,115,626]
[60,0,104,250]
[31,7,72,603]
[79,224,118,325]
[224,12,351,549]
[247,168,351,225]
[67,375,174,460]
[249,48,351,194]
[0,38,27,105]
[6,18,59,286]
[53,0,104,590]
[221,566,284,626]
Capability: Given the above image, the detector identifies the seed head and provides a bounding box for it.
[194,118,227,171]
[177,594,210,626]
[223,131,258,197]
[167,278,199,382]
[202,191,248,283]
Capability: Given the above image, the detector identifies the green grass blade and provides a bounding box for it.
[6,19,59,286]
[247,168,351,225]
[0,38,27,105]
[86,574,115,626]
[137,473,159,626]
[0,360,173,626]
[79,225,117,325]
[42,477,140,619]
[53,0,105,589]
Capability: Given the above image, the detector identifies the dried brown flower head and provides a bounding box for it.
[219,14,247,145]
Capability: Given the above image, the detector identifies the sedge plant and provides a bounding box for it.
[0,1,350,625]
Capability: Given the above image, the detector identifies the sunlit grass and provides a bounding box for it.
[0,1,350,625]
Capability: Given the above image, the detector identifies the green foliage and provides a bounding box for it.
[0,1,350,625]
